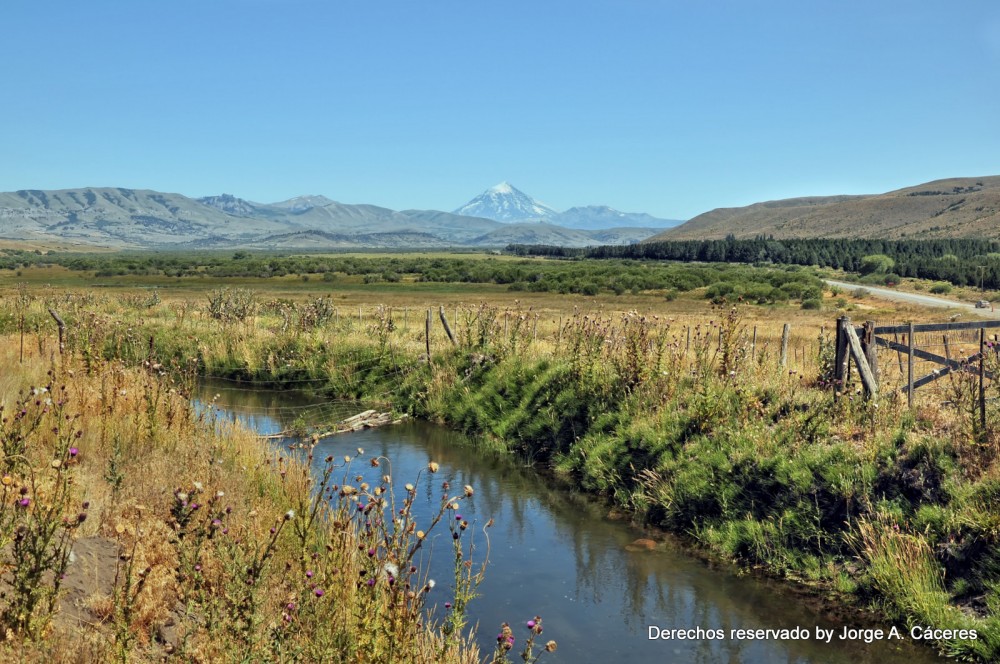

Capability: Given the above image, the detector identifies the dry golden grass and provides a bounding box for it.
[0,342,482,662]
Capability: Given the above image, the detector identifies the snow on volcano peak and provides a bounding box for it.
[453,182,556,222]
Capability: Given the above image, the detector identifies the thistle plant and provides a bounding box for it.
[490,616,557,664]
[0,385,87,638]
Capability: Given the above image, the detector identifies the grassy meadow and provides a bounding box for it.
[1,251,999,661]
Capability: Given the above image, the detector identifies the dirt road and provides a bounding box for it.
[825,280,999,317]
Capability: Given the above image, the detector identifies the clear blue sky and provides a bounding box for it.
[3,0,999,220]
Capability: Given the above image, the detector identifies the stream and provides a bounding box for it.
[195,380,947,663]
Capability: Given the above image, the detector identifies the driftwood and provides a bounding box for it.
[260,410,406,441]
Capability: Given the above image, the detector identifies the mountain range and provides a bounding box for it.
[455,182,681,229]
[650,176,1000,241]
[0,184,676,250]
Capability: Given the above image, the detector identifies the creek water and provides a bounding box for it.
[195,380,947,663]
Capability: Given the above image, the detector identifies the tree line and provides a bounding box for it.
[507,237,1000,289]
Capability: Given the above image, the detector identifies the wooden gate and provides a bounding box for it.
[833,317,1000,411]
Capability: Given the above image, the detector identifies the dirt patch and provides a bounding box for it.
[55,536,120,629]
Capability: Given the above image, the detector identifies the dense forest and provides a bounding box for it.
[507,238,1000,289]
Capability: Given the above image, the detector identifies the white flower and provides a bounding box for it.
[285,510,295,520]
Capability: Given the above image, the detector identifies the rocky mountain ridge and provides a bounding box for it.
[0,187,665,249]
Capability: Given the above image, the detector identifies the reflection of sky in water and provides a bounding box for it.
[196,382,946,664]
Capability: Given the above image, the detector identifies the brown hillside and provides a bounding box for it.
[651,176,1000,240]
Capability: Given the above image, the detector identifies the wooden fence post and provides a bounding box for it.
[863,320,879,386]
[907,321,915,408]
[425,309,432,364]
[48,308,66,356]
[439,306,457,346]
[751,326,757,357]
[980,327,987,434]
[893,332,904,375]
[845,323,878,398]
[780,323,790,367]
[833,316,847,396]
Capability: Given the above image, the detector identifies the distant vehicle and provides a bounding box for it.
[975,300,990,309]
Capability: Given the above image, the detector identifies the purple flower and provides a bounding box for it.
[314,587,325,597]
[18,498,30,508]
[527,620,536,629]
[68,447,78,457]
[445,602,452,609]
[306,570,314,578]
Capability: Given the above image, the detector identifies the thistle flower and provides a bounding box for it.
[68,447,79,457]
[428,461,439,473]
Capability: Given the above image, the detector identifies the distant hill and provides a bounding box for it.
[552,206,681,230]
[0,187,663,249]
[0,188,288,247]
[651,176,1000,241]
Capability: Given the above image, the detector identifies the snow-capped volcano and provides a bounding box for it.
[453,182,556,222]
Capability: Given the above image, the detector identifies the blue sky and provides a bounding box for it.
[3,0,999,219]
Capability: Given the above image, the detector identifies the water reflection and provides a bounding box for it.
[193,383,945,664]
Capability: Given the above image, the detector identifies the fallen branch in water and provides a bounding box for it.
[259,410,407,441]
